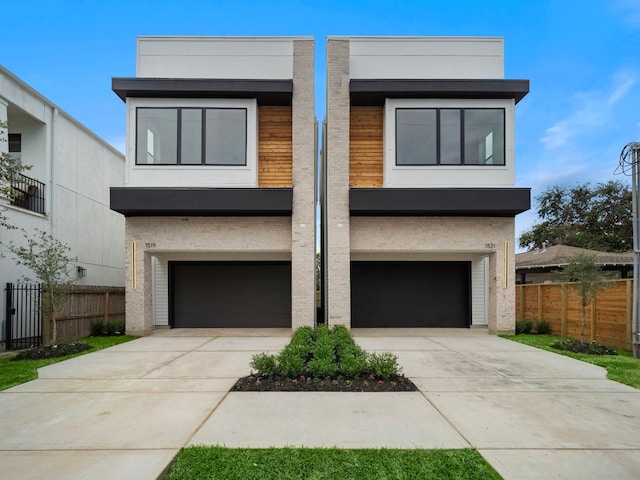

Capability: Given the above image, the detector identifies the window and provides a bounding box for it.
[395,108,504,166]
[8,133,21,162]
[136,107,248,165]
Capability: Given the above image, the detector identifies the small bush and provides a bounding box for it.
[13,342,92,360]
[90,319,125,336]
[307,334,338,377]
[250,353,277,378]
[515,320,533,334]
[366,352,402,379]
[551,338,617,355]
[535,320,551,335]
[339,348,368,377]
[277,345,307,377]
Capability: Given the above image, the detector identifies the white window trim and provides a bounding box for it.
[126,98,258,188]
[384,98,515,188]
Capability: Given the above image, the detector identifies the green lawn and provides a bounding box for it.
[0,335,136,391]
[164,446,501,480]
[502,334,640,389]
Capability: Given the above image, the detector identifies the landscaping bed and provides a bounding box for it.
[233,325,418,393]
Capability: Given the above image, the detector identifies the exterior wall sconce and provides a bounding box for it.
[77,266,87,279]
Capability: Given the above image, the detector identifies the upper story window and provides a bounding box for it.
[395,108,505,166]
[136,107,247,166]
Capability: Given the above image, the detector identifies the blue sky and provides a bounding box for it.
[3,0,640,246]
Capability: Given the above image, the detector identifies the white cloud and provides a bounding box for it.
[540,74,635,150]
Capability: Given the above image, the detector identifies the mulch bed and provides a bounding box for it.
[232,374,418,392]
[12,342,92,360]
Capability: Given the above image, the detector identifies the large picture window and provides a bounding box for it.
[395,108,504,166]
[136,107,247,165]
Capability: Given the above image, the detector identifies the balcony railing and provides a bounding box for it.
[10,173,45,214]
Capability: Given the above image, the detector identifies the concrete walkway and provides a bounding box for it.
[0,328,639,479]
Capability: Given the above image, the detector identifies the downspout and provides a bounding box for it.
[49,108,57,236]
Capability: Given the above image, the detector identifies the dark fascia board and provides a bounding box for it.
[112,78,293,106]
[350,79,530,105]
[110,187,292,217]
[350,188,531,217]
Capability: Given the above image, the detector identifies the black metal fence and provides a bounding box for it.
[10,173,46,214]
[4,283,42,350]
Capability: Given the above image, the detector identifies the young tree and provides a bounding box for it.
[519,181,632,252]
[4,229,76,344]
[554,253,612,344]
[0,120,31,229]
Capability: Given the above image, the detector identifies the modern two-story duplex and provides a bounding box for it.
[110,37,316,334]
[323,37,530,333]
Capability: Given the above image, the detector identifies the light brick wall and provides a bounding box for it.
[350,217,517,334]
[326,39,352,327]
[291,39,316,329]
[124,216,292,334]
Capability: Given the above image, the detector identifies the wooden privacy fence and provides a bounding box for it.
[43,285,125,344]
[516,279,632,349]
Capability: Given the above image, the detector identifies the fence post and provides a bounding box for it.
[591,296,597,343]
[561,284,568,337]
[537,284,543,322]
[104,291,110,322]
[627,279,633,349]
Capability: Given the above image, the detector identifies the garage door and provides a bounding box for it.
[170,262,291,328]
[351,261,470,328]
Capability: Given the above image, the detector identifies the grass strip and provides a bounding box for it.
[501,334,640,389]
[165,446,501,480]
[0,335,136,391]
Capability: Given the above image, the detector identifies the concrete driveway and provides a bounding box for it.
[0,328,639,479]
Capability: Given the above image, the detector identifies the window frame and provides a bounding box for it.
[394,107,505,167]
[383,98,515,188]
[135,106,249,166]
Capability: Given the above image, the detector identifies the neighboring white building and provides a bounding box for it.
[0,66,126,345]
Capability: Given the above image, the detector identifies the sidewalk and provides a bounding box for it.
[0,328,639,479]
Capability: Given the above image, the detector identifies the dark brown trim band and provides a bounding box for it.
[112,78,293,106]
[349,188,530,217]
[110,187,293,216]
[350,79,530,105]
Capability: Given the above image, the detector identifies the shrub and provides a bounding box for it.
[277,344,307,377]
[551,338,617,355]
[515,320,533,334]
[535,320,551,335]
[339,347,368,377]
[366,352,402,379]
[90,319,105,336]
[307,333,338,377]
[250,353,277,378]
[90,319,125,336]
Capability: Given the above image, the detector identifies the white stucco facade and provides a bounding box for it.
[0,66,126,345]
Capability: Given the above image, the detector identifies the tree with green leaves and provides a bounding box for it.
[0,120,31,229]
[519,181,632,253]
[4,229,76,344]
[554,253,612,344]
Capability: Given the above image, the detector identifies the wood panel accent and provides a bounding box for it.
[516,279,632,349]
[350,106,383,188]
[258,106,292,188]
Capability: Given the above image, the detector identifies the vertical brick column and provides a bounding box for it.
[326,39,351,327]
[124,219,153,335]
[487,220,516,334]
[291,39,316,329]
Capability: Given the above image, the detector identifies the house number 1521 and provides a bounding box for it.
[145,242,156,248]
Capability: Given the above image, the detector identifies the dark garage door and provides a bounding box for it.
[351,261,470,328]
[170,262,291,328]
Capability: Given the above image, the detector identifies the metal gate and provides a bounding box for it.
[4,283,42,350]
